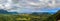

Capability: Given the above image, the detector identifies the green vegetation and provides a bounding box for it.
[0,14,52,21]
[0,10,60,21]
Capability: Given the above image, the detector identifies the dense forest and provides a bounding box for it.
[0,10,60,21]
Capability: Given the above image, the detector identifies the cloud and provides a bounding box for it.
[0,0,60,13]
[28,2,39,5]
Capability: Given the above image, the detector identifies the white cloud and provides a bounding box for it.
[0,0,60,13]
[0,4,5,9]
[39,0,44,1]
[29,2,39,5]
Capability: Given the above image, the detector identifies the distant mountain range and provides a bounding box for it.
[0,9,56,14]
[0,9,18,14]
[31,12,56,14]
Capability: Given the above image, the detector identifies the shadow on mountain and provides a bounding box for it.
[0,9,18,14]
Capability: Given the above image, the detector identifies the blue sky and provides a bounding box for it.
[0,0,60,13]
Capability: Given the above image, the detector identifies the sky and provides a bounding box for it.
[0,0,60,13]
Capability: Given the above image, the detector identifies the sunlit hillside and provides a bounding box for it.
[0,13,52,21]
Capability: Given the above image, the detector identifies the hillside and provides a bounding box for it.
[0,9,18,14]
[0,9,58,21]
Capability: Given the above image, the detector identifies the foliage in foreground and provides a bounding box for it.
[0,14,52,21]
